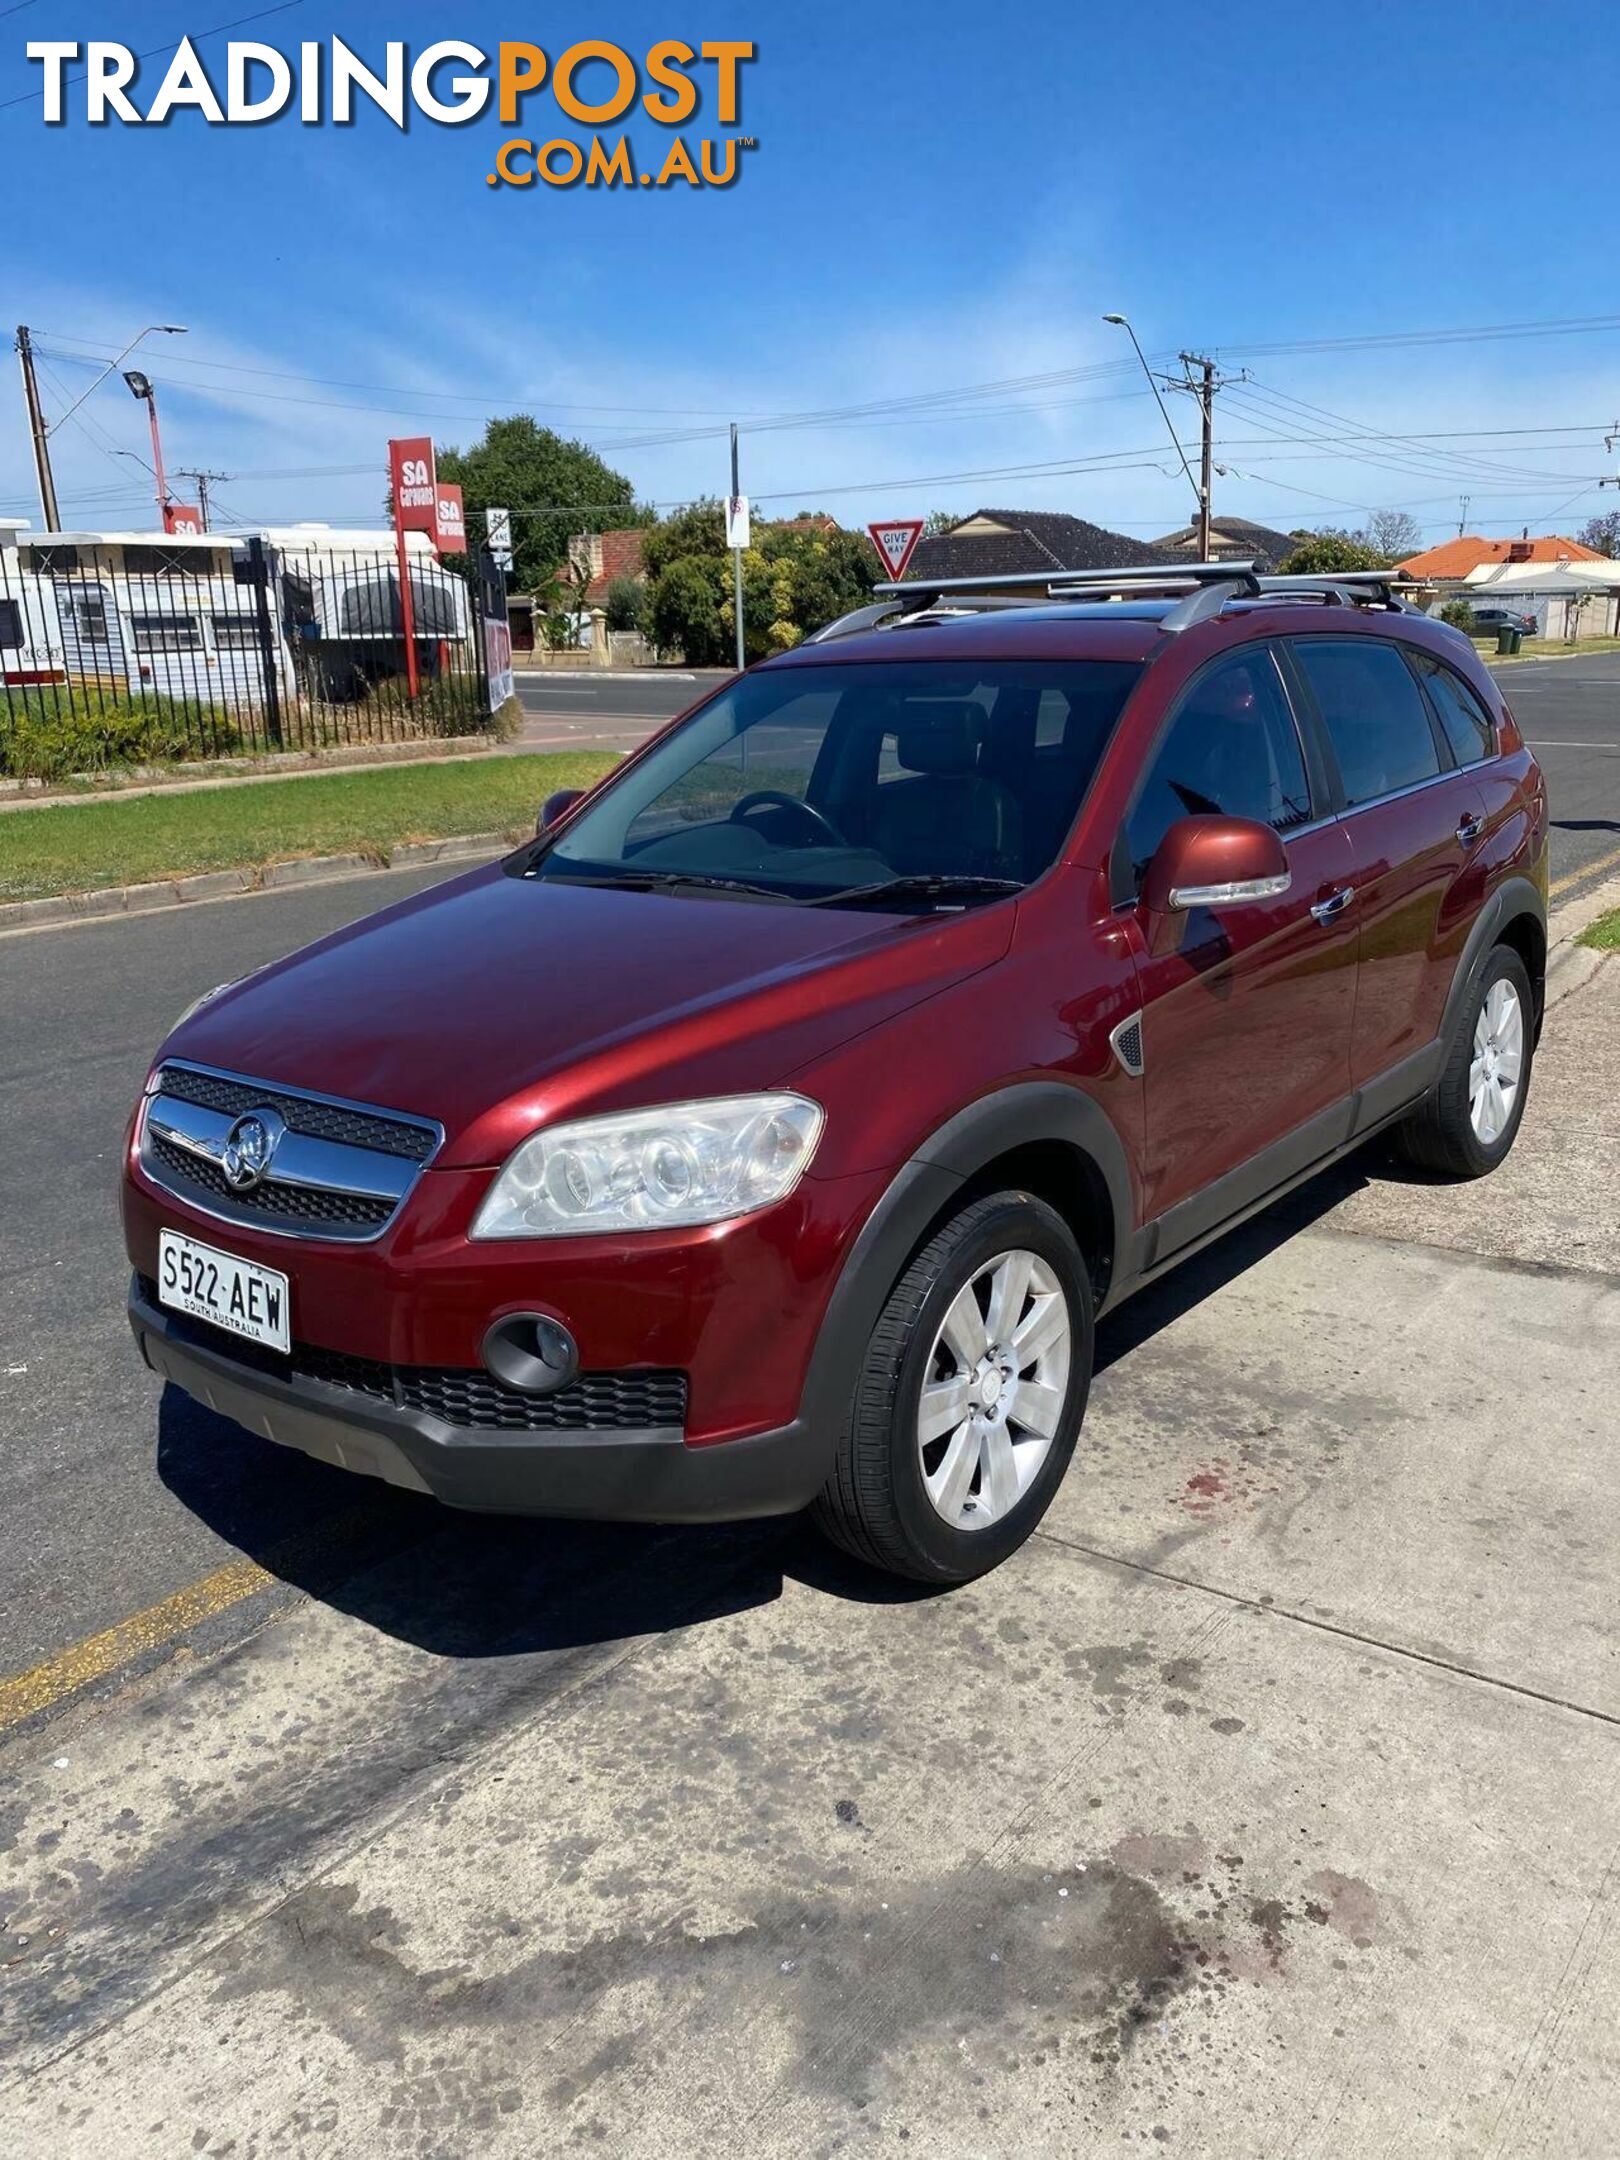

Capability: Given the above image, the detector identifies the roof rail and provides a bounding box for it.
[808,559,1428,644]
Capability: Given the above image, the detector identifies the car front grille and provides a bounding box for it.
[149,1132,397,1230]
[138,1282,688,1434]
[140,1060,441,1242]
[154,1063,437,1161]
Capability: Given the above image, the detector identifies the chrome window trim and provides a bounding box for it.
[139,1059,444,1245]
[1330,760,1493,823]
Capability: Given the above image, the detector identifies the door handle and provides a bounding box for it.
[1456,814,1483,846]
[1310,886,1356,924]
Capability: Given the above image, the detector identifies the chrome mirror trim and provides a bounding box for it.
[1167,872,1291,911]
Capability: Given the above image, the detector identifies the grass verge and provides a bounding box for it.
[1577,905,1620,952]
[0,751,616,903]
[1482,635,1620,665]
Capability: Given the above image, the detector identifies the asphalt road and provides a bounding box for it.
[513,665,729,754]
[1492,650,1620,898]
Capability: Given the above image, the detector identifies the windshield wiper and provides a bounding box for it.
[544,869,797,903]
[807,873,1023,910]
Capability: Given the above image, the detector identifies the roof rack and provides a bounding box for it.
[808,559,1424,643]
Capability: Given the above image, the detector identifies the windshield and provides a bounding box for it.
[521,657,1142,907]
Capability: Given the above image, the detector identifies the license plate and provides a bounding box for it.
[157,1231,290,1354]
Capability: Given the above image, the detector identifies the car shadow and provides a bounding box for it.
[157,1144,1388,1656]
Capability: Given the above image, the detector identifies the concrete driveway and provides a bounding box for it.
[2,913,1616,2153]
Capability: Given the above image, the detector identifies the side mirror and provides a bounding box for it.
[537,787,585,836]
[1140,815,1289,948]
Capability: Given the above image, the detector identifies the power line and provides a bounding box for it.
[1215,312,1620,360]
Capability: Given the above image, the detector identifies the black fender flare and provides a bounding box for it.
[1439,875,1547,1046]
[794,1082,1134,1449]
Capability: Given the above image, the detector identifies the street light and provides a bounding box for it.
[47,323,187,435]
[1102,312,1208,546]
[123,368,174,526]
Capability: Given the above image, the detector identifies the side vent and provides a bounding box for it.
[1109,1012,1145,1078]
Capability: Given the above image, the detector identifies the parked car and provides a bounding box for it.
[123,569,1548,1584]
[1467,606,1538,639]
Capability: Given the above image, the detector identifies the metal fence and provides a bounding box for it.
[0,535,497,779]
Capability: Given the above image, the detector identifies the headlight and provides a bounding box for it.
[470,1092,825,1239]
[173,979,237,1029]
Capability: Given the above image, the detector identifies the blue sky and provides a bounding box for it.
[2,2,1616,548]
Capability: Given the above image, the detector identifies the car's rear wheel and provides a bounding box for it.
[1393,943,1534,1178]
[812,1192,1093,1584]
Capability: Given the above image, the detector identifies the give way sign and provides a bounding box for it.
[866,518,925,581]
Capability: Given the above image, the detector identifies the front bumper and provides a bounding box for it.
[129,1282,826,1522]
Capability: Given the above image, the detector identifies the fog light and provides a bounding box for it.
[481,1312,578,1395]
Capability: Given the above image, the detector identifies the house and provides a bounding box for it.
[1146,515,1299,572]
[564,526,648,606]
[1397,533,1606,582]
[1462,558,1620,641]
[903,508,1159,589]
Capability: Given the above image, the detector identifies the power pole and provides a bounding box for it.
[15,325,61,530]
[1183,353,1216,560]
[178,470,232,530]
[1457,495,1470,536]
[1176,353,1239,559]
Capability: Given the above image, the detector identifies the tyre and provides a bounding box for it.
[812,1192,1093,1584]
[1393,943,1534,1179]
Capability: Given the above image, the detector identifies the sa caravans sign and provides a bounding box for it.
[866,518,925,581]
[387,437,465,554]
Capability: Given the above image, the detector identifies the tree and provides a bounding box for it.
[756,521,876,636]
[647,553,730,664]
[642,498,727,579]
[923,509,957,537]
[1277,529,1393,575]
[642,503,877,661]
[434,416,644,596]
[1578,509,1620,560]
[1362,508,1423,562]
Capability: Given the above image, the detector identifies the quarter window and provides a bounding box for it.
[1290,639,1442,807]
[1125,649,1312,885]
[0,599,21,649]
[1410,652,1495,766]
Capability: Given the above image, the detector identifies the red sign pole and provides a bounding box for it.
[394,521,420,699]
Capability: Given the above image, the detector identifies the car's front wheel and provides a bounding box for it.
[812,1192,1093,1584]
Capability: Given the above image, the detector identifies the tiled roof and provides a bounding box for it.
[1148,517,1300,572]
[906,508,1158,583]
[1398,534,1606,580]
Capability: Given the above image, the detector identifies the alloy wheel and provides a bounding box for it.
[1469,978,1524,1145]
[916,1248,1072,1531]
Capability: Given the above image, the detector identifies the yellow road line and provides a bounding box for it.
[1550,841,1620,900]
[0,1556,274,1733]
[0,1500,415,1735]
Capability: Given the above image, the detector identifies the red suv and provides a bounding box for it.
[123,566,1547,1584]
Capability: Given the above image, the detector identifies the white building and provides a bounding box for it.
[1463,559,1620,640]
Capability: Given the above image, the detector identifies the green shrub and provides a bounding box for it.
[603,576,645,632]
[1440,599,1476,631]
[0,689,246,782]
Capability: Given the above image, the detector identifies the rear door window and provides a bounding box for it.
[1409,651,1495,766]
[1288,638,1443,808]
